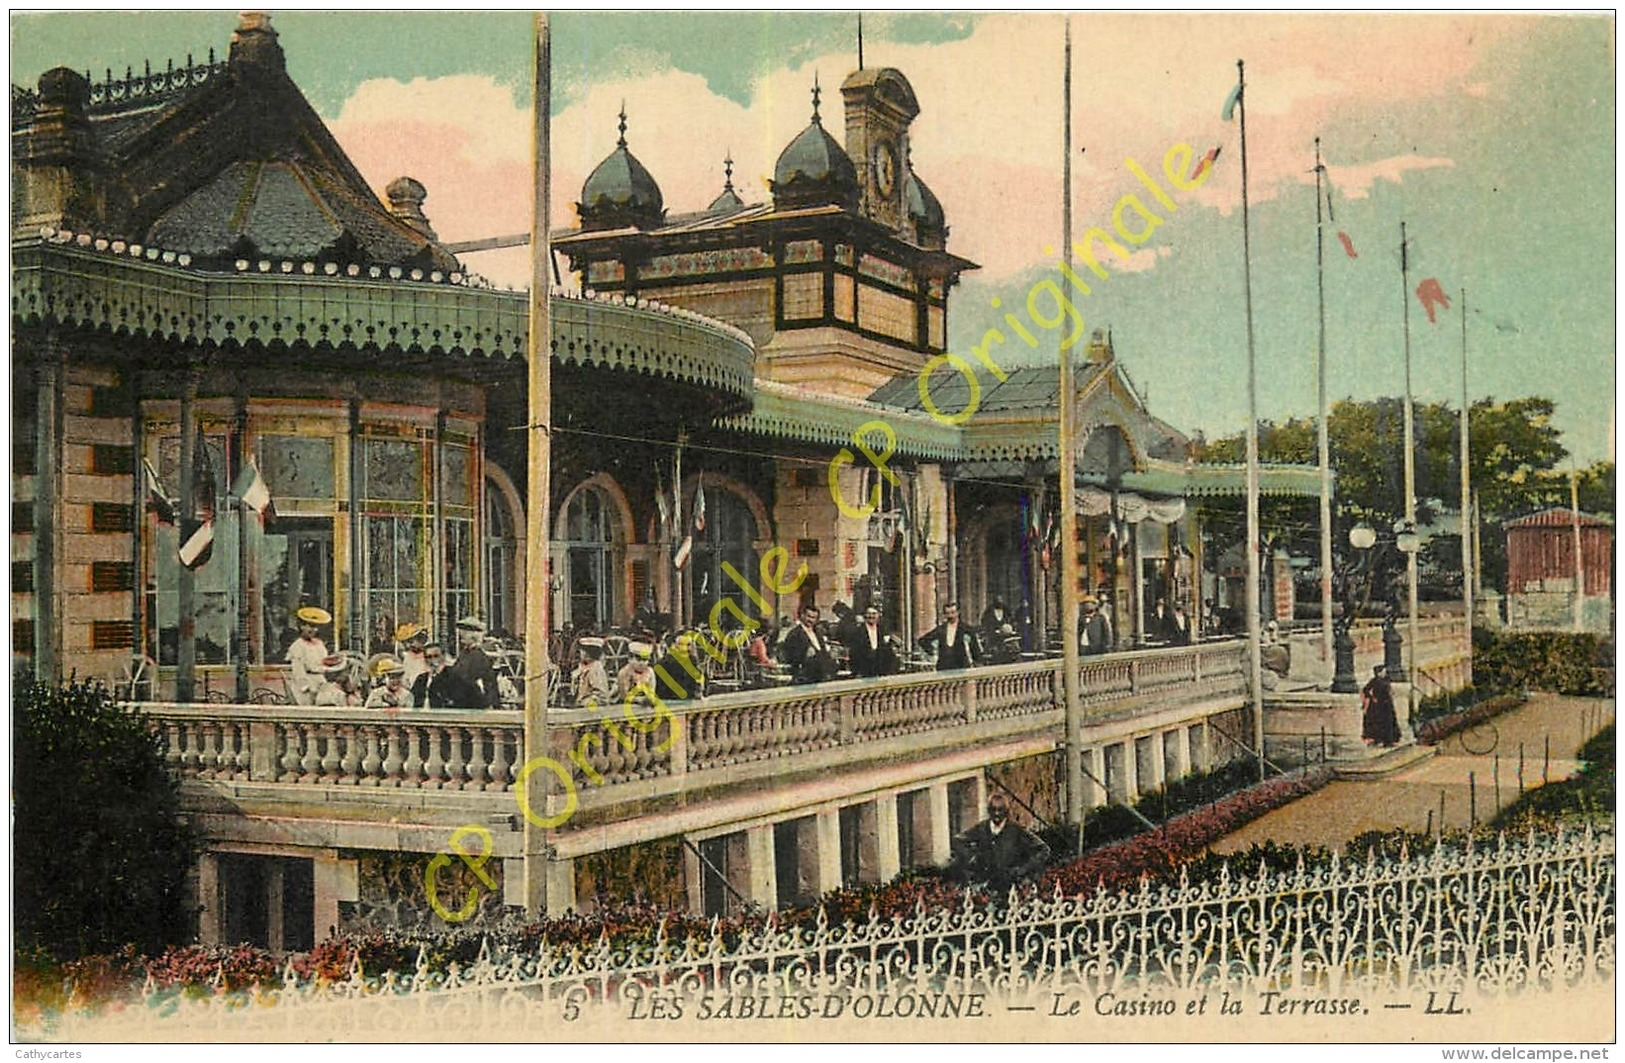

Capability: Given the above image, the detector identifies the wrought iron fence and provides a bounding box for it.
[29,825,1614,1039]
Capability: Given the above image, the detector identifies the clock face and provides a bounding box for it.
[875,142,897,197]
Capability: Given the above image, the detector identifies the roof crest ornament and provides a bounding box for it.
[811,74,822,124]
[723,152,735,193]
[617,102,628,148]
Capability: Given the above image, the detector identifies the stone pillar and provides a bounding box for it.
[925,784,952,867]
[545,855,576,915]
[682,846,703,914]
[196,853,221,946]
[1105,743,1130,804]
[1165,728,1189,784]
[744,825,777,909]
[813,810,843,895]
[874,795,901,883]
[312,855,357,944]
[1189,721,1210,773]
[1081,747,1106,810]
[1135,734,1162,794]
[1121,740,1140,801]
[265,861,286,952]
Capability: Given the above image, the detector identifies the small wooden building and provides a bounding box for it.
[1503,508,1613,632]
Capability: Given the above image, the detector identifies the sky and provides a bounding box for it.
[9,11,1616,465]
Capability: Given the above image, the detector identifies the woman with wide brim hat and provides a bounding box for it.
[395,621,430,689]
[365,655,413,710]
[286,606,333,705]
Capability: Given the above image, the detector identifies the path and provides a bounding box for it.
[1213,693,1615,854]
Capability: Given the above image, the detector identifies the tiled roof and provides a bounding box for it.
[1504,508,1613,529]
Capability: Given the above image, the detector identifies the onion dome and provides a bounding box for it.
[577,106,665,231]
[904,159,947,249]
[706,153,745,213]
[770,78,858,211]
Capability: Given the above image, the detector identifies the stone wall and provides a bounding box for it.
[573,837,688,913]
[340,851,508,934]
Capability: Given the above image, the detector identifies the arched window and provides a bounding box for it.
[562,486,617,630]
[687,486,758,630]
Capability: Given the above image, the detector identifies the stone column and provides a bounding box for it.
[1136,734,1162,794]
[1189,720,1211,773]
[813,811,843,894]
[744,825,778,909]
[925,783,952,867]
[312,854,357,944]
[1081,747,1107,811]
[874,795,901,883]
[196,853,221,946]
[1166,728,1190,784]
[545,854,577,916]
[265,861,286,952]
[1120,740,1140,802]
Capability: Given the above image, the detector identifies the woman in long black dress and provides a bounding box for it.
[1361,664,1401,747]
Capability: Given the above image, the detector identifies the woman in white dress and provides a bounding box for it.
[285,606,332,705]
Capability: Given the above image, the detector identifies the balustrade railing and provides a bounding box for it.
[140,641,1252,799]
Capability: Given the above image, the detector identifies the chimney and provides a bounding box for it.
[229,11,285,76]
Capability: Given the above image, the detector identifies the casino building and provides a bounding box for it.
[12,14,1374,942]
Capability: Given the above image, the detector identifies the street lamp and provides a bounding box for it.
[1393,520,1420,688]
[1331,521,1408,692]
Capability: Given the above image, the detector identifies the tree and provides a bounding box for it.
[1193,395,1610,597]
[13,675,195,959]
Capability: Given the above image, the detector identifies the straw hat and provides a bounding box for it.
[320,654,348,675]
[297,606,332,626]
[628,641,654,661]
[455,616,487,634]
[373,655,405,678]
[394,621,427,643]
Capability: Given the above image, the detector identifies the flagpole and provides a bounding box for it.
[234,388,251,703]
[1059,16,1085,837]
[177,368,198,703]
[1399,221,1418,710]
[1315,138,1333,670]
[1238,58,1264,781]
[1459,288,1473,646]
[1571,459,1584,632]
[522,11,555,918]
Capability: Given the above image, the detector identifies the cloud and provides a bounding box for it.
[1327,155,1457,200]
[321,13,1525,288]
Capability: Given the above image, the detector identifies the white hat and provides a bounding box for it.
[455,616,487,634]
[628,641,653,661]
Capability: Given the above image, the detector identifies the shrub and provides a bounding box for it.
[13,674,196,960]
[1472,629,1613,696]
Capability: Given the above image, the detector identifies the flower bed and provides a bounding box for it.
[1414,693,1525,746]
[18,764,1335,1016]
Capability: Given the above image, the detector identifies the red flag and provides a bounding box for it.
[1415,278,1451,324]
[1192,146,1222,183]
[1336,232,1358,259]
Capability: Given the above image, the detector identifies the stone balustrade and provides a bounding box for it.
[142,641,1255,806]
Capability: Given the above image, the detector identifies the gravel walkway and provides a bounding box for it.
[1211,693,1615,854]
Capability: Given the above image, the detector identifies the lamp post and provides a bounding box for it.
[1331,522,1376,693]
[1332,521,1413,693]
[1394,520,1421,692]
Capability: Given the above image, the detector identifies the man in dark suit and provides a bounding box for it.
[847,605,899,678]
[778,604,836,685]
[447,616,504,709]
[947,793,1052,893]
[918,601,978,670]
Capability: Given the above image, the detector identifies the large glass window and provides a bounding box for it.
[153,431,236,666]
[441,441,476,633]
[562,486,616,630]
[365,514,425,654]
[485,484,515,636]
[688,487,758,630]
[260,517,334,664]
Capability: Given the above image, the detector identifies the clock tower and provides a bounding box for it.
[841,67,919,237]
